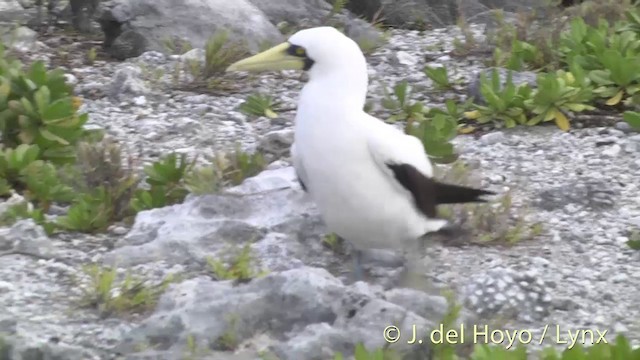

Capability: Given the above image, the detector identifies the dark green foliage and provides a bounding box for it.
[465,69,532,128]
[130,153,193,213]
[0,46,92,165]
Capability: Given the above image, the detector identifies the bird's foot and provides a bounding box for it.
[423,221,470,247]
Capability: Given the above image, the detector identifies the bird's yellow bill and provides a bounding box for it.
[226,42,305,72]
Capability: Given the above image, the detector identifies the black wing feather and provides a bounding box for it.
[387,163,494,218]
[297,173,307,192]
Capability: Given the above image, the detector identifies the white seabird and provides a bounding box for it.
[227,27,494,284]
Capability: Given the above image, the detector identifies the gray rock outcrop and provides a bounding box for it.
[98,0,283,60]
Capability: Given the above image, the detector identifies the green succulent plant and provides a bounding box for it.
[464,69,532,128]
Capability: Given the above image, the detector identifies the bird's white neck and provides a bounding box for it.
[300,63,369,112]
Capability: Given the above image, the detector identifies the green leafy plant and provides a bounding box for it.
[524,67,595,131]
[73,138,140,222]
[183,147,266,195]
[56,187,117,233]
[381,80,427,124]
[623,111,640,129]
[130,153,194,213]
[429,291,464,360]
[408,100,462,164]
[161,37,193,55]
[207,244,267,282]
[558,17,610,72]
[493,39,544,71]
[78,264,176,318]
[0,54,90,165]
[326,0,349,22]
[212,315,241,351]
[0,200,55,235]
[20,159,75,212]
[589,48,640,106]
[238,93,280,119]
[537,334,640,360]
[184,165,221,195]
[210,147,267,186]
[0,143,41,187]
[424,66,454,90]
[203,31,248,77]
[464,69,532,128]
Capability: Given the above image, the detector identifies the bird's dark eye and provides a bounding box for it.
[288,44,307,58]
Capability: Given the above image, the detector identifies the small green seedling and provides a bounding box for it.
[424,65,453,90]
[381,80,428,123]
[207,244,268,282]
[238,93,280,119]
[78,264,176,317]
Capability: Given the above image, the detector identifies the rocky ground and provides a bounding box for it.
[0,10,639,360]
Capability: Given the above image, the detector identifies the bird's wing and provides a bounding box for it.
[290,142,308,191]
[364,115,493,219]
[364,117,439,217]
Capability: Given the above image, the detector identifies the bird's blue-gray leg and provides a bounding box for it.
[351,249,364,282]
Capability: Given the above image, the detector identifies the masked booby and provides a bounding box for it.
[227,26,494,284]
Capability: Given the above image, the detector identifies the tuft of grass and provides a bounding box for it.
[434,162,542,246]
[161,37,193,55]
[77,264,177,318]
[203,31,248,78]
[182,333,212,360]
[452,14,477,57]
[461,191,543,245]
[139,62,166,88]
[424,65,454,91]
[182,147,268,196]
[238,93,281,119]
[207,243,268,282]
[73,138,140,220]
[55,138,141,233]
[324,0,350,25]
[212,315,240,351]
[183,165,221,196]
[211,146,267,187]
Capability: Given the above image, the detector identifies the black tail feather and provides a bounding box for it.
[387,163,495,219]
[433,181,495,205]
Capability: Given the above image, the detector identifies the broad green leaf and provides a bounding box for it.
[623,111,640,129]
[40,128,70,145]
[42,98,73,122]
[34,86,51,113]
[589,70,614,85]
[19,97,37,118]
[28,61,48,87]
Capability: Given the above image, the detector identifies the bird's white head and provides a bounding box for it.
[226,27,368,103]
